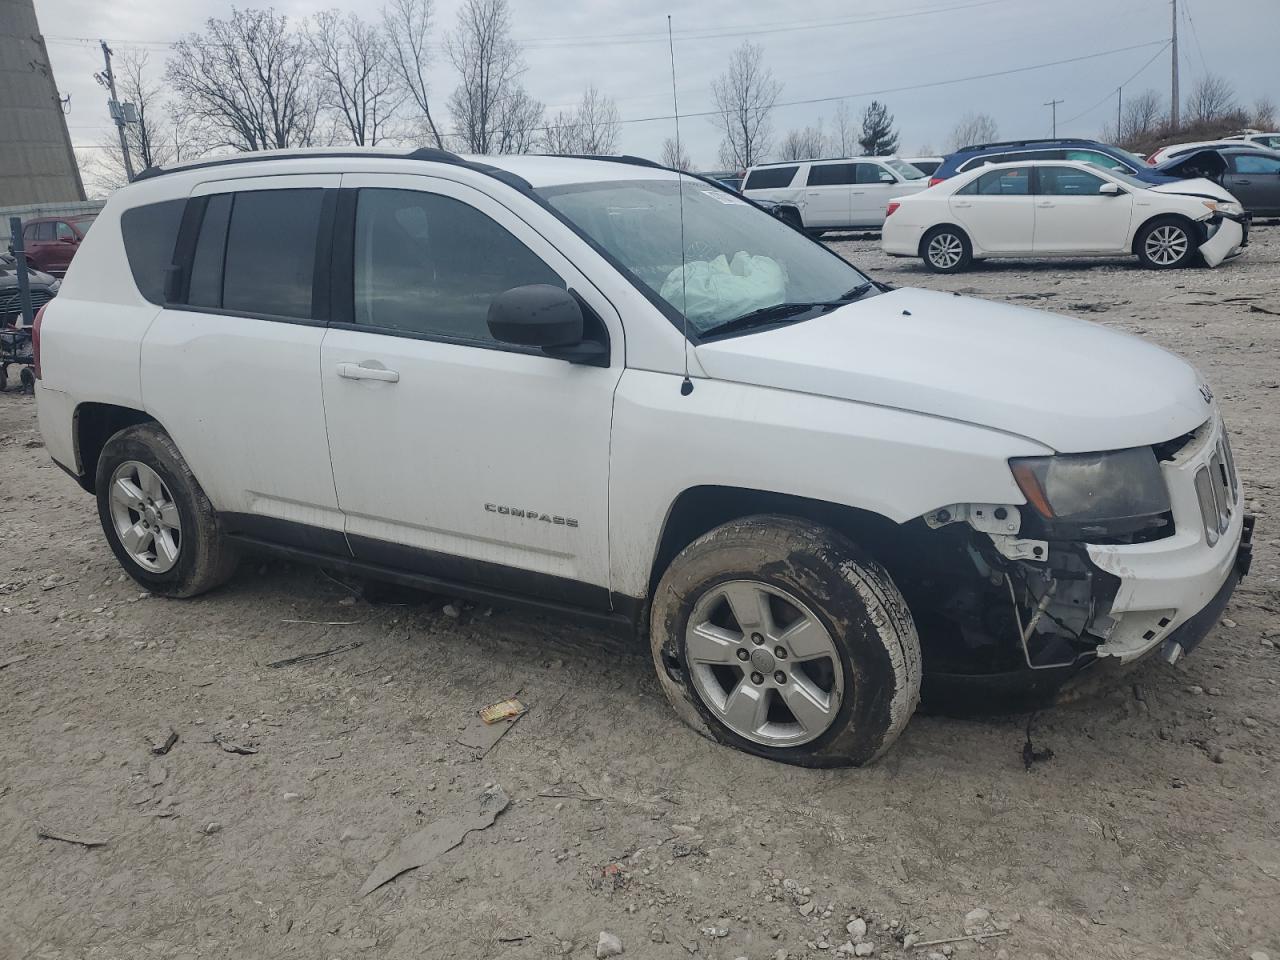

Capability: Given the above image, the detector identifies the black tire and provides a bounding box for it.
[920,225,972,273]
[780,210,803,231]
[19,367,35,393]
[649,515,922,767]
[806,228,826,239]
[94,423,238,598]
[0,364,7,392]
[1134,215,1197,269]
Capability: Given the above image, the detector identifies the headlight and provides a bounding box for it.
[1202,200,1244,216]
[1010,447,1171,537]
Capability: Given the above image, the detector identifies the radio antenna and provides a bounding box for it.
[668,15,693,397]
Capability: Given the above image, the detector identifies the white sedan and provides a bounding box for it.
[882,160,1248,272]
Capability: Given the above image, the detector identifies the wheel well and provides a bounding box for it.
[918,222,969,258]
[648,486,901,597]
[73,403,155,493]
[1131,212,1201,255]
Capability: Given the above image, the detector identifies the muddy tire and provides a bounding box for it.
[1135,216,1197,269]
[650,515,921,767]
[94,423,238,598]
[920,225,972,273]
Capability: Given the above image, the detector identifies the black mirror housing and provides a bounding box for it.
[487,284,583,348]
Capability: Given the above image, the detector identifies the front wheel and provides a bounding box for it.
[650,516,922,767]
[1135,216,1196,269]
[95,423,239,598]
[921,226,972,273]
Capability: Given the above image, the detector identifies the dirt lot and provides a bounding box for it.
[2,229,1278,960]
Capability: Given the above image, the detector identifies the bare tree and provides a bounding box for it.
[446,0,537,154]
[1252,95,1277,131]
[166,9,319,152]
[1185,73,1236,125]
[541,109,580,154]
[947,111,999,151]
[777,122,828,161]
[710,41,781,169]
[832,100,855,157]
[540,85,619,155]
[660,136,692,170]
[382,0,445,148]
[309,10,401,146]
[1119,89,1165,143]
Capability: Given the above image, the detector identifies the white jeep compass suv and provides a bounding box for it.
[33,147,1253,767]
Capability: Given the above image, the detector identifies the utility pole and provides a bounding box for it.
[99,40,135,182]
[1117,87,1123,141]
[1044,98,1064,138]
[1170,0,1180,132]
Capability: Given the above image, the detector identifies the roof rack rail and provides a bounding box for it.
[958,137,1092,151]
[130,146,479,184]
[538,153,665,169]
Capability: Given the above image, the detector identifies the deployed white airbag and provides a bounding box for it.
[661,252,787,328]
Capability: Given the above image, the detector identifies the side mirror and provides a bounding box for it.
[487,284,608,366]
[60,235,77,244]
[1098,182,1124,197]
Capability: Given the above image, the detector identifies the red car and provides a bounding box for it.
[20,215,96,277]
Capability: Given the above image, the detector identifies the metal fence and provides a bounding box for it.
[0,198,106,223]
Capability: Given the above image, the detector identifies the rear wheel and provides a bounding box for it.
[1135,216,1196,269]
[95,423,238,597]
[921,226,972,273]
[650,516,921,767]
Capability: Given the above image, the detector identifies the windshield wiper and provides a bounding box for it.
[698,283,878,339]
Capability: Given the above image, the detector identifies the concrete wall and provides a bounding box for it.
[0,0,86,206]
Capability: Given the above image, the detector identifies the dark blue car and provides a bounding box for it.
[931,138,1179,185]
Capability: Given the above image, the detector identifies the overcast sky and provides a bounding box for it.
[36,0,1278,173]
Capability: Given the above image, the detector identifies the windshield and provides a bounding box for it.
[885,159,925,179]
[537,178,870,336]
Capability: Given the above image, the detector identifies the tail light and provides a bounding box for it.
[929,176,944,187]
[32,302,48,379]
[885,202,901,218]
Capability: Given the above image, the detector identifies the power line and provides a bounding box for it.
[1058,39,1172,128]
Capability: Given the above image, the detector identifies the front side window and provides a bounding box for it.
[1232,154,1280,174]
[353,188,562,342]
[743,166,799,190]
[538,178,870,336]
[221,189,324,319]
[55,221,76,241]
[855,163,890,184]
[807,163,855,186]
[974,168,1032,196]
[1037,166,1108,195]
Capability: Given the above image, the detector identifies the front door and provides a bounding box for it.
[849,162,901,226]
[802,163,854,228]
[1224,153,1280,216]
[1032,166,1134,253]
[320,174,623,608]
[949,166,1035,253]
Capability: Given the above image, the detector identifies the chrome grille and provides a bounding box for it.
[1193,423,1239,544]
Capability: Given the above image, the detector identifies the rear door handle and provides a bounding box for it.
[336,362,400,383]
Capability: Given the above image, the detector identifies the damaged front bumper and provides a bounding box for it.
[1199,210,1251,267]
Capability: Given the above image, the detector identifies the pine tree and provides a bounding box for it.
[857,100,899,155]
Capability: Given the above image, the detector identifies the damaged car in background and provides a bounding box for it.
[33,148,1254,768]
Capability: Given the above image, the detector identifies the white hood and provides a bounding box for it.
[1148,177,1237,203]
[694,288,1211,452]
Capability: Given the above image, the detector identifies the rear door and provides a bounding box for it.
[140,175,347,551]
[1224,153,1280,215]
[802,163,854,227]
[1032,166,1133,253]
[948,166,1035,252]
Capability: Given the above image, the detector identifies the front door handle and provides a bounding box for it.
[952,201,973,208]
[337,362,400,383]
[1036,201,1055,207]
[1234,178,1252,184]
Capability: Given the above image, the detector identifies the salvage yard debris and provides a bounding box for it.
[148,727,178,755]
[37,825,109,847]
[479,697,526,724]
[357,784,509,896]
[211,733,258,755]
[267,641,363,668]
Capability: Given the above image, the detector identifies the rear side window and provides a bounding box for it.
[975,168,1031,195]
[743,166,798,189]
[120,199,185,304]
[221,189,324,319]
[352,187,562,342]
[187,194,233,309]
[807,163,855,186]
[35,222,55,241]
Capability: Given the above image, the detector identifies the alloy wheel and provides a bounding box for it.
[685,580,844,747]
[927,233,963,269]
[1144,225,1189,266]
[108,460,182,573]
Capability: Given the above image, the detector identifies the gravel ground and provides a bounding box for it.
[1,227,1278,960]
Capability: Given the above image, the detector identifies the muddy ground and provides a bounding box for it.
[2,228,1278,960]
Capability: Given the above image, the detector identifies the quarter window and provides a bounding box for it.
[221,189,325,319]
[743,166,799,189]
[120,199,185,304]
[1037,166,1108,195]
[352,188,562,342]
